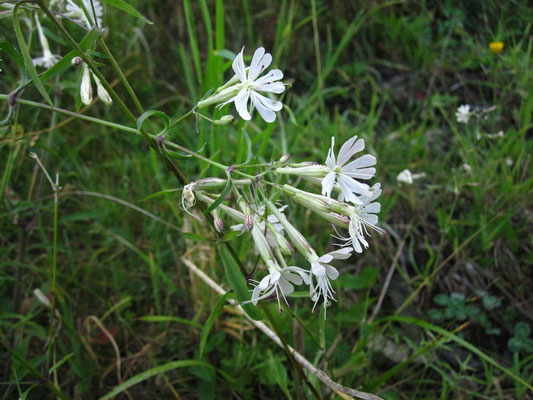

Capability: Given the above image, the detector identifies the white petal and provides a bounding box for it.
[283,271,302,286]
[342,167,376,180]
[248,47,272,81]
[318,254,333,263]
[338,177,358,203]
[325,265,339,280]
[253,91,282,111]
[325,137,336,169]
[321,172,336,198]
[234,89,251,120]
[338,175,370,195]
[337,136,365,167]
[363,202,381,214]
[342,154,376,170]
[311,261,326,277]
[278,277,294,295]
[254,69,284,85]
[80,64,93,105]
[327,247,352,260]
[251,92,276,123]
[253,81,286,94]
[232,47,247,82]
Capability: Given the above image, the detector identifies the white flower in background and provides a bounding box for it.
[322,135,376,204]
[65,0,103,29]
[396,169,413,184]
[245,267,310,310]
[32,15,60,69]
[218,47,285,123]
[308,248,352,315]
[456,104,471,124]
[343,183,383,253]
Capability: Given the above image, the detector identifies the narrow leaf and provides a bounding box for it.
[199,293,230,358]
[203,172,232,215]
[13,3,53,106]
[219,246,263,320]
[99,0,153,24]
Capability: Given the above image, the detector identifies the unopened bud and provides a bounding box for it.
[238,199,255,231]
[278,154,291,164]
[71,56,83,67]
[80,63,92,105]
[213,210,224,232]
[267,223,293,255]
[244,214,254,231]
[92,72,112,105]
[266,201,315,259]
[213,115,234,126]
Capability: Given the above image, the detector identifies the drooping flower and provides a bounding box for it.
[65,0,103,29]
[308,248,352,315]
[322,135,376,204]
[77,60,112,106]
[456,104,471,124]
[218,47,285,123]
[342,183,383,253]
[245,267,310,310]
[32,15,61,69]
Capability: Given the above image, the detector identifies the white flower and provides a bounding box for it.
[396,169,413,184]
[245,267,310,311]
[65,0,103,29]
[32,15,60,69]
[322,135,376,205]
[343,183,383,253]
[456,104,471,124]
[218,47,285,123]
[309,248,352,315]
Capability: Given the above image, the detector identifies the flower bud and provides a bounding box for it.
[80,63,93,105]
[266,201,316,259]
[213,115,234,126]
[267,223,293,255]
[278,154,291,164]
[244,214,254,231]
[238,199,254,231]
[212,209,224,232]
[71,56,83,67]
[251,223,277,267]
[92,72,113,105]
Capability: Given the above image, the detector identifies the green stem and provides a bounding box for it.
[169,109,194,128]
[0,94,138,134]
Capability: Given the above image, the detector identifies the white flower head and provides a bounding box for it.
[218,47,285,123]
[341,183,383,253]
[396,169,413,185]
[32,15,61,69]
[322,135,376,205]
[245,267,310,312]
[309,248,352,316]
[65,0,103,29]
[456,104,471,124]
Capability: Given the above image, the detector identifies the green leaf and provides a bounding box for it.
[203,172,232,215]
[214,49,236,61]
[99,0,153,24]
[199,292,230,358]
[13,3,53,106]
[515,322,531,339]
[49,353,74,374]
[136,110,170,137]
[99,360,210,400]
[139,315,201,329]
[482,295,501,310]
[41,28,101,81]
[0,40,27,81]
[218,245,263,321]
[339,267,378,289]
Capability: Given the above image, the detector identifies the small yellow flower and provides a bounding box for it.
[489,41,504,54]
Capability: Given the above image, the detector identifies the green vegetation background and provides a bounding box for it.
[1,0,532,399]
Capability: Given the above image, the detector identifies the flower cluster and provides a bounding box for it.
[186,133,383,317]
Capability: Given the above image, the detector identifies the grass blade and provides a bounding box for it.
[199,292,230,358]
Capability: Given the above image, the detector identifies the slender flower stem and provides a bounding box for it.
[169,109,195,128]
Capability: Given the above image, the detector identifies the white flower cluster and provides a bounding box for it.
[187,134,383,317]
